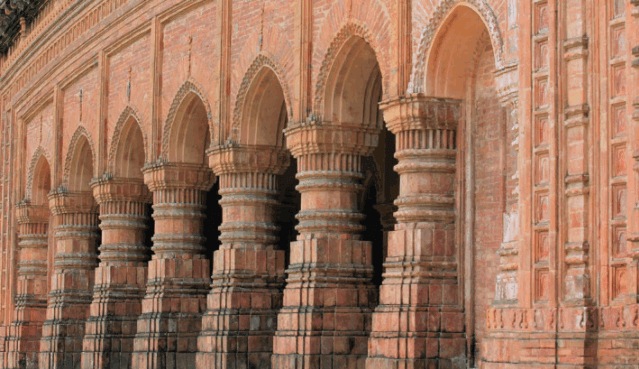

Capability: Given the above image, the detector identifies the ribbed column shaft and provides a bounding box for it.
[132,163,215,369]
[81,179,151,369]
[39,191,99,369]
[198,145,289,369]
[367,95,464,368]
[7,204,49,369]
[272,123,380,369]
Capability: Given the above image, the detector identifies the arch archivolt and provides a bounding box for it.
[25,146,52,201]
[62,126,96,188]
[409,0,505,94]
[107,105,148,175]
[161,79,214,160]
[314,21,389,122]
[231,54,293,143]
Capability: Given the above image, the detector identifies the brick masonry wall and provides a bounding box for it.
[0,0,636,368]
[472,45,504,354]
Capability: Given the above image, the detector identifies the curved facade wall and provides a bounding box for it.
[0,0,636,368]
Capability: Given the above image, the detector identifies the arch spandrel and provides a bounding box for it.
[161,80,215,162]
[409,0,506,95]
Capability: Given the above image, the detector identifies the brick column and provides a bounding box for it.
[272,121,380,369]
[39,191,99,369]
[81,179,151,369]
[7,203,49,369]
[197,145,289,369]
[132,163,214,369]
[367,95,463,368]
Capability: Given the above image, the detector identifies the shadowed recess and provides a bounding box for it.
[323,35,382,126]
[31,154,51,205]
[168,92,210,164]
[68,135,94,192]
[240,67,287,147]
[113,117,145,179]
[425,5,492,99]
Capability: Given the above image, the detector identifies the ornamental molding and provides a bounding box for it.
[25,145,51,201]
[231,53,293,143]
[161,78,213,160]
[62,125,95,187]
[313,21,389,122]
[409,0,505,93]
[107,105,148,175]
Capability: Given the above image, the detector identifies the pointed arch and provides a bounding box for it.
[417,3,500,99]
[63,126,95,192]
[409,0,505,94]
[108,106,148,178]
[26,147,52,205]
[314,22,385,125]
[231,54,293,145]
[161,80,214,161]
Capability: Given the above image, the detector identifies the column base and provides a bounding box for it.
[367,306,466,365]
[81,265,147,369]
[131,257,210,369]
[132,309,205,369]
[6,319,44,369]
[272,306,373,369]
[197,290,282,369]
[39,316,90,369]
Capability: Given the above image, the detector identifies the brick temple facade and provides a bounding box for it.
[0,0,637,368]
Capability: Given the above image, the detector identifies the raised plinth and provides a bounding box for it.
[81,179,151,369]
[39,191,99,369]
[480,305,639,368]
[132,163,215,369]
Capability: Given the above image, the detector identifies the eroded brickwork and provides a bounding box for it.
[0,0,637,368]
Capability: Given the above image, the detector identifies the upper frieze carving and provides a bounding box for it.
[0,0,48,54]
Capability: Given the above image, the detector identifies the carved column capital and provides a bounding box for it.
[284,120,380,158]
[15,202,49,225]
[47,190,98,216]
[207,144,290,176]
[379,94,461,134]
[90,177,151,205]
[142,162,215,193]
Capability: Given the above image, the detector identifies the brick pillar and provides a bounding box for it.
[81,179,151,369]
[7,203,49,369]
[39,191,99,369]
[132,163,214,369]
[197,145,289,369]
[367,95,463,368]
[272,121,380,369]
